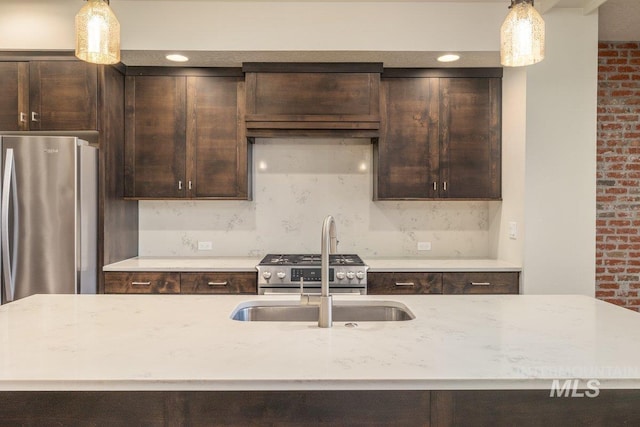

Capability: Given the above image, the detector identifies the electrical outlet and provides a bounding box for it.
[508,222,518,240]
[417,241,432,251]
[198,241,213,251]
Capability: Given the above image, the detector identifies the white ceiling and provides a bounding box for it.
[119,0,640,67]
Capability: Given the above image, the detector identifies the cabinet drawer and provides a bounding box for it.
[442,272,519,294]
[180,272,257,294]
[368,272,442,295]
[104,272,181,294]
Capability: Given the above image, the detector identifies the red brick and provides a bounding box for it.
[600,50,620,57]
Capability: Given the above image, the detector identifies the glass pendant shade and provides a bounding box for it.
[75,0,121,65]
[500,0,545,67]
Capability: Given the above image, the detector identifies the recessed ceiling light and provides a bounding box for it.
[437,54,460,63]
[166,54,189,62]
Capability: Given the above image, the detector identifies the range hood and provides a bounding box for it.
[243,62,382,138]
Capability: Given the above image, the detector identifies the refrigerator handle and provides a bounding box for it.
[2,149,18,303]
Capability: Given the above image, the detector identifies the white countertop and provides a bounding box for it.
[0,294,637,391]
[364,258,521,272]
[102,257,521,272]
[103,256,263,272]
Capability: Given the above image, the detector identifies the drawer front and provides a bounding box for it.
[104,272,181,294]
[180,272,257,294]
[368,272,442,295]
[442,272,519,294]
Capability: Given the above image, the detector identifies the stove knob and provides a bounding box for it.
[262,271,272,280]
[336,271,346,280]
[346,271,355,280]
[277,271,286,280]
[356,271,365,280]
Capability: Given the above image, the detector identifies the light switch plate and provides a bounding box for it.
[508,222,518,240]
[417,241,432,251]
[198,241,213,250]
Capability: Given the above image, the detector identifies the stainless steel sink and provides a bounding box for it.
[231,300,415,322]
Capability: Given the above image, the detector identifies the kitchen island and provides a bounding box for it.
[0,294,639,425]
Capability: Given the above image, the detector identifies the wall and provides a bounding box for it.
[596,41,640,312]
[140,139,490,257]
[522,8,598,296]
[489,67,526,265]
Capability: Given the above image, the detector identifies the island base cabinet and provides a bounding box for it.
[0,390,638,426]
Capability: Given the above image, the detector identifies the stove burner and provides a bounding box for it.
[259,254,365,266]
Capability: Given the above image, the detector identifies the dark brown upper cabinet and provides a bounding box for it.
[243,63,382,138]
[375,68,502,200]
[0,61,97,131]
[124,68,248,200]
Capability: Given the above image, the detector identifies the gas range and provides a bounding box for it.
[256,254,368,294]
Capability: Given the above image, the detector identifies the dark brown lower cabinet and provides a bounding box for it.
[368,272,442,294]
[103,271,258,294]
[0,390,637,426]
[180,272,257,294]
[368,271,520,295]
[104,272,180,294]
[442,272,519,294]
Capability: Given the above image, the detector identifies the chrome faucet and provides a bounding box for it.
[299,215,337,328]
[319,215,337,328]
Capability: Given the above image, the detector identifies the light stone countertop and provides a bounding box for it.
[0,294,638,391]
[102,257,521,272]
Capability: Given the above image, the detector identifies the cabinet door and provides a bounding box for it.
[368,272,442,294]
[29,61,98,130]
[0,62,29,131]
[439,78,501,199]
[187,77,248,199]
[104,272,181,294]
[442,272,519,294]
[376,78,439,199]
[125,75,187,198]
[181,272,257,294]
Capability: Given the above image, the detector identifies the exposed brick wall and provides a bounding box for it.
[597,42,640,312]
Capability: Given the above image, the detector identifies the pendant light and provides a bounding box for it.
[500,0,545,67]
[75,0,121,65]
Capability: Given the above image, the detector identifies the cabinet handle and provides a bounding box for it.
[131,281,151,286]
[395,282,415,287]
[433,182,437,191]
[207,281,228,287]
[178,180,183,190]
[443,182,448,191]
[31,112,39,122]
[19,112,27,123]
[470,282,491,286]
[188,181,192,190]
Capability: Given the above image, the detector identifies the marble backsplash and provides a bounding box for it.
[139,139,492,257]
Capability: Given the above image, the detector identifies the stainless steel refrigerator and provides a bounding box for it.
[0,135,97,304]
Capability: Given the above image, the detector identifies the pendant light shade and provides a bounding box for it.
[500,0,545,67]
[75,0,121,65]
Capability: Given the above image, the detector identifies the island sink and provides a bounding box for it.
[230,300,415,322]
